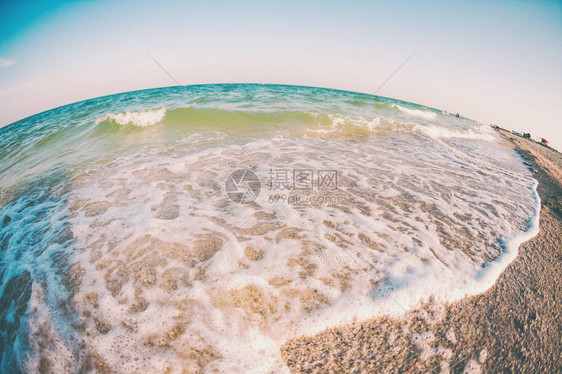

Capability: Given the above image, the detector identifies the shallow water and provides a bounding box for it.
[0,84,539,373]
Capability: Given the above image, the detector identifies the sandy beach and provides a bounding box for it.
[2,0,561,371]
[281,131,562,373]
[4,84,545,373]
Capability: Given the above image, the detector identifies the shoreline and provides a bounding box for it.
[281,131,562,373]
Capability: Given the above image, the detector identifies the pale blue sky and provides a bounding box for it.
[0,0,561,148]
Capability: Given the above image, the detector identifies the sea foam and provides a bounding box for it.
[95,107,167,127]
[63,134,538,373]
[0,84,541,373]
[392,104,438,120]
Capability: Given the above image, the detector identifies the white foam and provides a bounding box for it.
[63,133,539,372]
[0,86,543,372]
[473,179,540,290]
[306,112,495,142]
[392,104,438,120]
[95,107,166,127]
[416,124,497,141]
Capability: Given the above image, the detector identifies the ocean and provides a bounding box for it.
[0,84,540,373]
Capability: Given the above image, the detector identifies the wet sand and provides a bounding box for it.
[281,131,562,373]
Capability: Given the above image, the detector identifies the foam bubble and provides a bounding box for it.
[392,104,438,120]
[416,124,497,141]
[62,134,538,372]
[0,84,542,372]
[95,107,166,127]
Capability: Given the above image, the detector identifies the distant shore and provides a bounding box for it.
[281,131,562,373]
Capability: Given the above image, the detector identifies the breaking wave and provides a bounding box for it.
[391,104,438,120]
[93,106,495,142]
[95,107,167,127]
[0,84,540,373]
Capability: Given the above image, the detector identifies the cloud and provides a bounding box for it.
[0,58,15,69]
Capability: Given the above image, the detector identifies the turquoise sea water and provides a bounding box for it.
[0,84,539,372]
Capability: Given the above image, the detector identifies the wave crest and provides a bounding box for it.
[392,104,437,120]
[93,106,495,142]
[95,108,166,127]
[309,113,495,141]
[415,124,496,141]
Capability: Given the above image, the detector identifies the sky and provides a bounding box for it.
[0,0,561,149]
